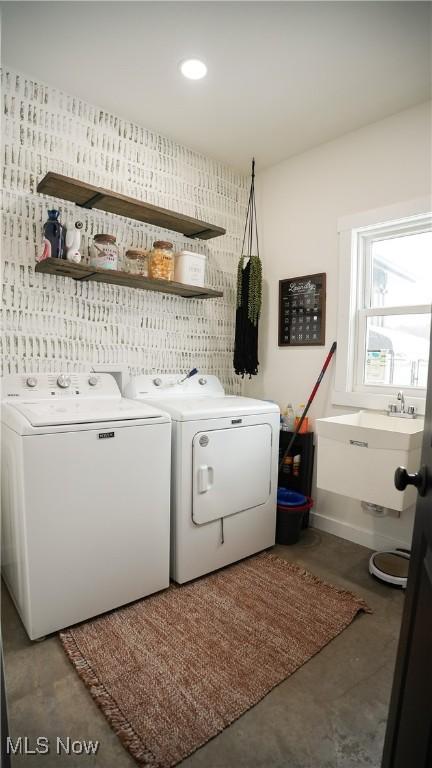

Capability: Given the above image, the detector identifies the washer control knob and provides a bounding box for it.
[153,378,162,387]
[26,376,37,388]
[199,377,207,386]
[88,375,98,387]
[57,374,71,389]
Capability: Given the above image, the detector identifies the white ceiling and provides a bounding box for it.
[2,2,431,172]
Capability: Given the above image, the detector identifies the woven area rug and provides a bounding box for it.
[59,553,371,767]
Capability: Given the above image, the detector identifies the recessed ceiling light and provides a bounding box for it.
[180,59,207,80]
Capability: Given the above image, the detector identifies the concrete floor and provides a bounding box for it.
[2,530,404,768]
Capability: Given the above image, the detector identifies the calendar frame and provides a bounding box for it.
[278,273,326,347]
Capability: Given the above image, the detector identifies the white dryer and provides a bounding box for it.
[125,374,280,583]
[1,372,171,639]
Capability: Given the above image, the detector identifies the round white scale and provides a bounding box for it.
[369,549,411,588]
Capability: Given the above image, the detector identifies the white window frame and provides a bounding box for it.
[334,197,432,415]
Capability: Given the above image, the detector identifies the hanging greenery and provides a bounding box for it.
[233,159,263,378]
[236,254,262,326]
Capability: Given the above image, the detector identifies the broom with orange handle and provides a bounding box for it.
[278,341,337,472]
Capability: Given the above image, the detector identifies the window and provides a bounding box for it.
[335,200,432,413]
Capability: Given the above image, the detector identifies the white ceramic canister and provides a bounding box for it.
[89,234,119,270]
[175,250,206,286]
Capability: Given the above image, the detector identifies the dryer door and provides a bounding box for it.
[192,424,272,525]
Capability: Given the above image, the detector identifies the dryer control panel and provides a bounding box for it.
[2,373,121,401]
[126,373,225,400]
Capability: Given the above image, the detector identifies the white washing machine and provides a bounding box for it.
[125,374,280,583]
[1,372,171,639]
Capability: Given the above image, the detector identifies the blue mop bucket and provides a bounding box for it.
[276,488,313,545]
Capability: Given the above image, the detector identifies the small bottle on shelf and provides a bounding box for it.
[38,209,65,261]
[293,453,301,477]
[281,403,295,431]
[282,454,293,476]
[295,404,309,434]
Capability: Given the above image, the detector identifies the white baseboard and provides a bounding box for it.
[310,511,411,552]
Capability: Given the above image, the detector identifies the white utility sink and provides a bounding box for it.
[316,410,424,511]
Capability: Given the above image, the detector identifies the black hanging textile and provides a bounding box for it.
[234,259,259,376]
[233,159,262,378]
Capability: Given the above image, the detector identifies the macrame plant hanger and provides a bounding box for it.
[233,158,262,378]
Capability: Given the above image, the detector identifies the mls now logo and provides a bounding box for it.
[6,738,49,755]
[6,736,100,755]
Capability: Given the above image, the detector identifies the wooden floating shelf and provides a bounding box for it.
[35,258,223,299]
[37,172,226,240]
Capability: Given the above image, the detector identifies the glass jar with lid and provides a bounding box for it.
[89,234,119,270]
[149,240,175,281]
[125,248,149,277]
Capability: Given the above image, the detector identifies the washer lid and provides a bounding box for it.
[144,396,280,421]
[9,398,167,427]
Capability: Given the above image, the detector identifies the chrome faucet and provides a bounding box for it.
[388,390,417,418]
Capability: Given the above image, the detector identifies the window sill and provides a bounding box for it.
[332,389,426,415]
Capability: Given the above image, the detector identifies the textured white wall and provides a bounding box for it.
[246,101,432,550]
[1,70,247,392]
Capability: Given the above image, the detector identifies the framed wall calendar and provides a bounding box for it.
[278,273,326,346]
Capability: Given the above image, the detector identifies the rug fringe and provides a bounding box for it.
[59,630,161,768]
[260,552,373,614]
